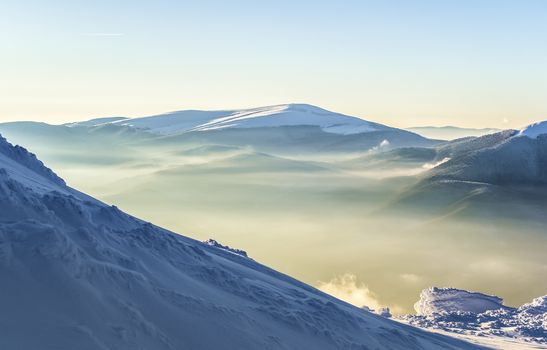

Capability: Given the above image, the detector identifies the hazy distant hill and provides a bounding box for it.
[1,110,546,317]
[68,103,392,135]
[407,126,500,140]
[388,126,547,222]
[0,104,439,159]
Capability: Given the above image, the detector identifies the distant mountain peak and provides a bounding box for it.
[184,103,386,135]
[275,103,334,113]
[66,104,391,136]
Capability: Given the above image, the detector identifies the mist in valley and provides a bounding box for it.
[2,124,545,314]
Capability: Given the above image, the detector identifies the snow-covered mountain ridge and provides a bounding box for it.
[0,134,482,349]
[68,104,391,136]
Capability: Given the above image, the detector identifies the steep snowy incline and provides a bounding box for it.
[0,134,483,350]
[104,104,391,136]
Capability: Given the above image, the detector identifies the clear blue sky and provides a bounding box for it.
[1,0,546,128]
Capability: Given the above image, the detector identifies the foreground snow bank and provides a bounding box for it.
[414,287,508,316]
[400,287,546,346]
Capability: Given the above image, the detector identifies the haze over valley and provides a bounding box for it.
[3,1,547,348]
[2,104,545,316]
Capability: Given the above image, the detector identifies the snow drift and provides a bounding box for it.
[401,287,546,346]
[414,288,508,316]
[0,134,482,349]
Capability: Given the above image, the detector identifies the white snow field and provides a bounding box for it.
[0,134,485,349]
[399,288,546,349]
[68,104,390,136]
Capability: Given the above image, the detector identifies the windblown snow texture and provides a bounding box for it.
[0,134,482,349]
[414,288,508,316]
[400,288,546,345]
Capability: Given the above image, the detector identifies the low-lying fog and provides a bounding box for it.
[5,135,547,314]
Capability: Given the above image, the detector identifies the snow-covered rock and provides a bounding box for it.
[414,287,507,316]
[203,238,249,258]
[518,120,547,139]
[377,307,392,318]
[400,287,547,346]
[0,134,482,349]
[95,104,390,136]
[519,295,547,315]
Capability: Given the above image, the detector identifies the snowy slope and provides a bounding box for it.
[0,134,483,349]
[400,287,546,347]
[0,135,66,192]
[518,121,547,139]
[89,104,391,136]
[428,127,547,186]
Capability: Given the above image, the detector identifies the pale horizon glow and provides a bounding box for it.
[1,1,546,129]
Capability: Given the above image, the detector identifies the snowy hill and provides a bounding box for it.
[424,121,547,186]
[386,124,547,222]
[0,104,440,159]
[0,134,482,349]
[416,125,547,189]
[87,104,391,136]
[400,287,546,347]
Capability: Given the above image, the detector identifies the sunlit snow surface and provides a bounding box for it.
[518,121,547,139]
[414,288,508,316]
[73,104,389,136]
